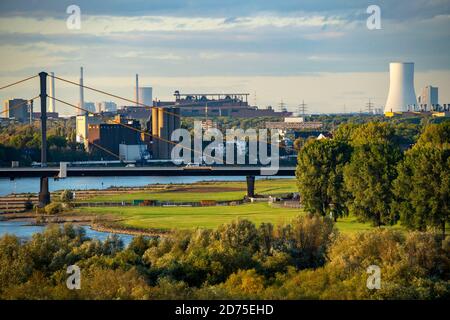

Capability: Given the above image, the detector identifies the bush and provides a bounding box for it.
[60,190,74,203]
[44,202,63,215]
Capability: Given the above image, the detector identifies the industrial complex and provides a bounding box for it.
[2,62,448,162]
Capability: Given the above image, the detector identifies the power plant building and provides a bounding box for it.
[4,99,29,123]
[418,86,438,111]
[138,87,153,107]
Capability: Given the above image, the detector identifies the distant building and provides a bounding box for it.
[118,106,153,120]
[84,102,96,114]
[97,101,117,113]
[32,112,59,119]
[76,115,103,150]
[138,87,153,107]
[418,86,438,111]
[88,119,142,158]
[119,144,148,161]
[4,99,29,123]
[155,91,292,118]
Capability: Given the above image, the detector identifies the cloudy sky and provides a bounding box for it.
[0,0,449,115]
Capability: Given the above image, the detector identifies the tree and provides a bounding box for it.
[296,139,351,219]
[393,123,450,238]
[342,123,402,226]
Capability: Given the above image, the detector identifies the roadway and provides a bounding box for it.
[0,166,296,178]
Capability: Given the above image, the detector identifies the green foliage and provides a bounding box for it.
[44,202,63,215]
[342,123,402,226]
[0,219,447,300]
[393,124,450,237]
[296,139,351,218]
[60,190,74,203]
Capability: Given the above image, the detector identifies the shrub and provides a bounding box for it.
[44,202,63,215]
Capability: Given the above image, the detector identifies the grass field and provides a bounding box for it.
[77,202,406,234]
[85,179,298,203]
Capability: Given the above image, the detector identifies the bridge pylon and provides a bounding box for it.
[246,175,255,198]
[38,72,50,207]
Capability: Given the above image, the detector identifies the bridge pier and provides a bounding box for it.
[38,71,50,207]
[38,177,50,207]
[246,175,255,198]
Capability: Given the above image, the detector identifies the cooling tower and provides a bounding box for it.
[384,62,417,113]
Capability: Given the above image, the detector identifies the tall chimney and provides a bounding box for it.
[135,73,139,107]
[49,72,56,113]
[80,67,85,115]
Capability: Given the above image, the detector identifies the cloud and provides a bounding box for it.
[0,14,348,35]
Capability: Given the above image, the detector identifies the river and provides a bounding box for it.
[0,176,288,196]
[0,220,135,246]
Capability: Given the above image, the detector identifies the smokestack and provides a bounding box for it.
[80,67,85,115]
[49,72,56,113]
[135,74,139,107]
[384,62,417,113]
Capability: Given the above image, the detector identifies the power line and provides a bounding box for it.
[366,99,374,114]
[298,100,307,115]
[0,75,39,91]
[48,95,226,163]
[51,74,182,119]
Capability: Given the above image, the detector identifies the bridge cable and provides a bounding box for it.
[0,75,39,91]
[51,74,181,119]
[48,75,291,153]
[48,95,225,163]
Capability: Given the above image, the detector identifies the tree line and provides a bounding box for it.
[296,121,449,237]
[0,217,448,299]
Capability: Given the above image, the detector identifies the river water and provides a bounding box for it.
[0,220,134,246]
[0,176,267,196]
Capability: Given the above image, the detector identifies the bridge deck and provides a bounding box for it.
[0,166,296,178]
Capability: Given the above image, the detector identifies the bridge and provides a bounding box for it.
[1,72,298,205]
[0,166,296,178]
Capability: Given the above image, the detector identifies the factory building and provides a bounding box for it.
[154,92,292,118]
[151,107,181,159]
[97,101,117,113]
[4,99,29,123]
[87,117,142,158]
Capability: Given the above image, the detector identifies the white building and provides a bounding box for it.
[97,101,117,113]
[418,86,438,111]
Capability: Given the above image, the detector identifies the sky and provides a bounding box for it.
[0,0,449,115]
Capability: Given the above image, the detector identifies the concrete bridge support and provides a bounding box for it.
[246,175,255,198]
[38,72,50,207]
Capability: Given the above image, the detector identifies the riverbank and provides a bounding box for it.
[0,211,168,237]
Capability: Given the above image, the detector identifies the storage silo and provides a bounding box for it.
[384,62,418,113]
